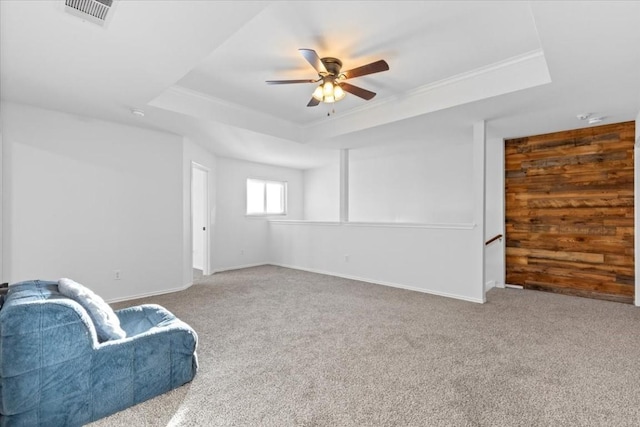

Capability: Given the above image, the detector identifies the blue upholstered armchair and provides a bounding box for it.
[0,280,198,426]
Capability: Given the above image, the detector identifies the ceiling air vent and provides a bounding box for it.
[65,0,114,26]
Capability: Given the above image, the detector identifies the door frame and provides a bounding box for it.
[191,162,210,276]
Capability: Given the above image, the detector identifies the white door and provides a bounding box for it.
[191,164,209,276]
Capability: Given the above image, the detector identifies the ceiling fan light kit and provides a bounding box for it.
[267,48,389,107]
[312,79,345,103]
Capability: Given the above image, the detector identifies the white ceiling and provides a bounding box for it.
[2,1,639,169]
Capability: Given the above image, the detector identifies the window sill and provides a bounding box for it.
[245,214,288,219]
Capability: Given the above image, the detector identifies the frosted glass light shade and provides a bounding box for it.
[323,81,334,97]
[312,85,323,101]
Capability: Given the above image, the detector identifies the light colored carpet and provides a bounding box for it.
[91,265,640,426]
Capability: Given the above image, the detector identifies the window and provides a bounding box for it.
[246,179,287,215]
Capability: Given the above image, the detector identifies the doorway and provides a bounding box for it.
[191,163,210,280]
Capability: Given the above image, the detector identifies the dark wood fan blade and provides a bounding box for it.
[299,48,328,74]
[266,79,317,85]
[340,82,376,100]
[342,60,389,79]
[307,97,320,107]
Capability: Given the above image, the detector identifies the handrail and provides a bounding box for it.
[485,234,503,246]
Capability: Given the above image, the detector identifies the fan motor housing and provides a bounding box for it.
[320,57,343,76]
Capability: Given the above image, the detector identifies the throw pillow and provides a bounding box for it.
[58,278,126,342]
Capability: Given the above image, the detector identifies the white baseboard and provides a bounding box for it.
[107,282,192,304]
[485,280,506,290]
[211,263,268,274]
[270,263,485,304]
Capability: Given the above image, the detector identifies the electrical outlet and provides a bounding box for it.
[344,254,350,262]
[114,270,121,280]
[240,249,244,255]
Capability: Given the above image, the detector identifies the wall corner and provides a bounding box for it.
[473,120,487,303]
[635,112,640,306]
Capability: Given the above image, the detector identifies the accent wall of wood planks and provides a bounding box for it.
[505,121,635,303]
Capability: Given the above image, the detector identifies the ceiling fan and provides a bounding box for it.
[266,49,389,107]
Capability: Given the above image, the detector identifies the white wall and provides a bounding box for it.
[0,121,3,283]
[2,102,184,301]
[182,138,217,287]
[270,124,486,303]
[484,129,505,290]
[303,160,340,221]
[270,223,482,302]
[213,157,303,272]
[348,139,473,223]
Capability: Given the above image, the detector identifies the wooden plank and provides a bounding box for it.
[506,213,631,232]
[505,216,634,228]
[522,282,634,304]
[522,160,633,178]
[507,224,617,236]
[604,254,635,267]
[506,169,631,184]
[505,141,632,164]
[505,122,631,143]
[514,189,633,200]
[525,198,633,209]
[506,235,634,251]
[523,276,633,296]
[508,264,617,283]
[506,137,630,158]
[506,207,631,219]
[506,255,529,266]
[520,151,629,170]
[506,247,604,263]
[527,257,635,277]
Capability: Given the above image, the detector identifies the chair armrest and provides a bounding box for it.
[93,314,198,406]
